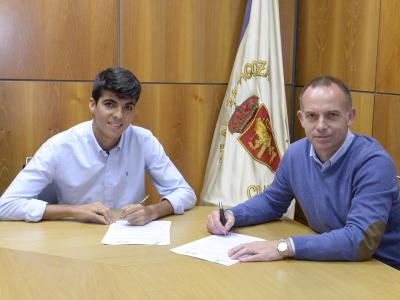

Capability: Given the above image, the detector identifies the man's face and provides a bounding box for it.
[297,84,355,162]
[89,90,135,151]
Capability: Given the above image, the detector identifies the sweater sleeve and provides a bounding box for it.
[230,151,295,226]
[291,151,397,262]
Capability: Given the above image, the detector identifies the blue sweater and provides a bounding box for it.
[231,135,400,269]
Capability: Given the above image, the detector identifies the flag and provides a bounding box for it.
[200,0,294,219]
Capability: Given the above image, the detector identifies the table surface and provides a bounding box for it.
[0,206,399,299]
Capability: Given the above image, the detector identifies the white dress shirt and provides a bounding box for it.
[0,121,196,222]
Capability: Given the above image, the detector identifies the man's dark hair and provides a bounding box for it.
[92,67,141,104]
[299,75,352,110]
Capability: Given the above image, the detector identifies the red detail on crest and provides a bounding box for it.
[238,105,281,172]
[228,96,259,134]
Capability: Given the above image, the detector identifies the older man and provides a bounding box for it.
[207,76,400,269]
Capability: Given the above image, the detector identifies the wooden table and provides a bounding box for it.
[0,206,399,299]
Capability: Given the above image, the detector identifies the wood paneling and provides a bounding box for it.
[293,87,305,141]
[279,0,295,85]
[285,84,296,141]
[376,0,400,93]
[296,0,380,91]
[0,0,117,80]
[1,0,399,209]
[350,92,374,136]
[120,0,246,83]
[134,84,227,199]
[0,82,92,193]
[373,94,400,174]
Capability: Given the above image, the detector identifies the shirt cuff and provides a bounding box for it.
[289,237,296,254]
[25,199,48,222]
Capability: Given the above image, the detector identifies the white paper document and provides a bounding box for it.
[170,233,264,266]
[101,220,171,245]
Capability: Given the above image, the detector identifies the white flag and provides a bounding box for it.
[201,0,294,219]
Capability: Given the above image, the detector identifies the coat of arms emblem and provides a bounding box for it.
[228,96,281,171]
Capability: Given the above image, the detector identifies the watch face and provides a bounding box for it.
[278,241,288,252]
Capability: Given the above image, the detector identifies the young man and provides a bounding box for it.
[207,76,400,269]
[0,67,196,224]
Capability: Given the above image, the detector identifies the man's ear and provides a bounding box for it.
[347,108,356,126]
[89,98,96,113]
[297,110,305,128]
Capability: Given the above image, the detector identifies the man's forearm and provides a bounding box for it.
[43,202,113,224]
[148,199,174,220]
[43,204,77,220]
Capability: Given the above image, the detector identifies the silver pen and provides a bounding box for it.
[139,194,150,204]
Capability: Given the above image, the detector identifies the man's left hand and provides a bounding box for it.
[228,240,289,262]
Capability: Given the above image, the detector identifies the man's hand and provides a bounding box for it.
[228,240,292,262]
[207,209,235,235]
[120,199,174,225]
[120,204,156,225]
[71,202,114,224]
[43,202,113,224]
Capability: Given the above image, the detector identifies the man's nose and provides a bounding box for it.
[113,107,123,119]
[316,116,328,130]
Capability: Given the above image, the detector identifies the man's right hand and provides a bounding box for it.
[207,209,235,235]
[43,202,114,224]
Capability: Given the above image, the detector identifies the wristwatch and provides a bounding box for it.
[277,238,290,258]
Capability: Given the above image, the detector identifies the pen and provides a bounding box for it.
[139,194,150,204]
[219,200,226,226]
[219,201,227,237]
[120,194,150,220]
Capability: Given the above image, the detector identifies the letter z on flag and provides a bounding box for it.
[200,0,295,219]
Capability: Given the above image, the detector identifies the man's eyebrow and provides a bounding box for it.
[102,98,117,102]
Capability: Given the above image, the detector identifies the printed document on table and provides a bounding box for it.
[170,233,264,266]
[101,220,171,245]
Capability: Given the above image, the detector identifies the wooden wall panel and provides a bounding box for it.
[285,84,297,142]
[349,92,374,136]
[373,95,400,174]
[279,0,295,85]
[293,88,304,141]
[0,82,92,194]
[296,0,380,91]
[0,0,117,80]
[285,85,292,127]
[120,0,246,83]
[376,0,400,94]
[133,84,226,199]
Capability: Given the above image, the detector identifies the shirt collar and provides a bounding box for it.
[309,130,355,170]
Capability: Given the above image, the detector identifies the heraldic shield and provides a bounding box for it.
[238,103,281,172]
